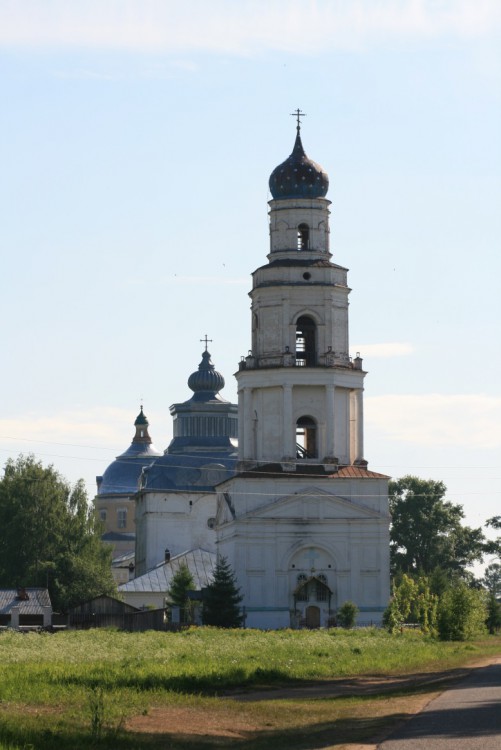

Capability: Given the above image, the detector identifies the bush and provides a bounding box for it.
[437,583,487,641]
[337,601,359,628]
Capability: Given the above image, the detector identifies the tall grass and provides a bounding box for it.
[0,628,499,750]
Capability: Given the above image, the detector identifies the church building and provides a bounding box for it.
[216,115,390,628]
[97,115,391,627]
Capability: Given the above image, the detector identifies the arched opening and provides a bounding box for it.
[305,605,320,628]
[295,315,316,366]
[293,575,333,628]
[316,574,328,602]
[296,416,317,459]
[297,223,309,251]
[296,574,308,601]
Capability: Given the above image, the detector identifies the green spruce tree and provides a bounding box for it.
[166,563,195,624]
[203,556,243,628]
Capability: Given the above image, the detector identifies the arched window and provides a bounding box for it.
[295,315,316,366]
[296,574,308,601]
[316,574,328,602]
[296,416,317,459]
[297,223,309,251]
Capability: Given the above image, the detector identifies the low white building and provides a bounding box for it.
[119,548,216,612]
[0,588,52,629]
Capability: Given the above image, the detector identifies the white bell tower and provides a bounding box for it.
[236,113,366,471]
[217,114,390,630]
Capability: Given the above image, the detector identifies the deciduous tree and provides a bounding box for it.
[389,476,485,578]
[0,455,115,611]
[482,562,501,596]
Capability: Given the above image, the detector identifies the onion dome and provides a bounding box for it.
[188,350,225,398]
[96,406,161,496]
[269,124,329,200]
[134,406,148,429]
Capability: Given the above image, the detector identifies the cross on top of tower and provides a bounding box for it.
[200,334,213,352]
[290,108,306,132]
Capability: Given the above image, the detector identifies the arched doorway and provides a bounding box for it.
[292,573,333,629]
[305,606,320,629]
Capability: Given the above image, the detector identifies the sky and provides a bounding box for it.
[0,0,500,571]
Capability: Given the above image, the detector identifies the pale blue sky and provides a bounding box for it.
[1,1,500,565]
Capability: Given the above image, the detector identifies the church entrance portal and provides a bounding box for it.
[305,606,320,629]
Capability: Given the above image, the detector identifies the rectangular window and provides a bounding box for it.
[117,509,127,529]
[99,509,107,522]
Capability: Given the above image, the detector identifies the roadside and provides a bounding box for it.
[126,656,501,747]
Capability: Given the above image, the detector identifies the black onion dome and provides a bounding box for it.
[188,350,225,396]
[134,406,148,427]
[269,129,329,200]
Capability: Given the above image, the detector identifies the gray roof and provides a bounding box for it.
[112,551,135,567]
[119,548,216,594]
[0,588,52,615]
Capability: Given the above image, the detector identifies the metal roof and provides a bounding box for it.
[119,548,216,594]
[0,588,52,615]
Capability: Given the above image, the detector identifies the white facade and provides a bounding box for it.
[123,123,391,626]
[217,470,390,628]
[135,490,217,574]
[216,124,391,628]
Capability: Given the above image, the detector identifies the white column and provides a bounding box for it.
[282,384,293,458]
[42,606,52,628]
[238,388,245,457]
[325,384,335,458]
[356,389,364,461]
[10,606,20,629]
[350,388,364,462]
[243,388,254,459]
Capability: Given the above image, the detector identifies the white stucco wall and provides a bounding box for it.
[135,490,217,575]
[216,475,390,629]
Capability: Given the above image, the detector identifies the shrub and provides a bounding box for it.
[337,601,358,629]
[437,583,487,641]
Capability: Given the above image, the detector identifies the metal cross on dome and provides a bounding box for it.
[200,334,213,352]
[290,108,306,132]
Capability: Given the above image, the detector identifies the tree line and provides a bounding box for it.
[386,475,501,638]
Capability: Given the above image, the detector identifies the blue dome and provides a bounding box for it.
[269,129,329,200]
[187,350,225,400]
[139,448,237,493]
[96,407,161,496]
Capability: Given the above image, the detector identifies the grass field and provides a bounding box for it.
[0,627,500,749]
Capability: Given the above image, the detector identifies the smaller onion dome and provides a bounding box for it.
[269,125,329,200]
[134,406,148,428]
[188,350,225,397]
[96,406,161,496]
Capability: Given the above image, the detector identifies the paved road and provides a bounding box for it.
[379,659,501,750]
